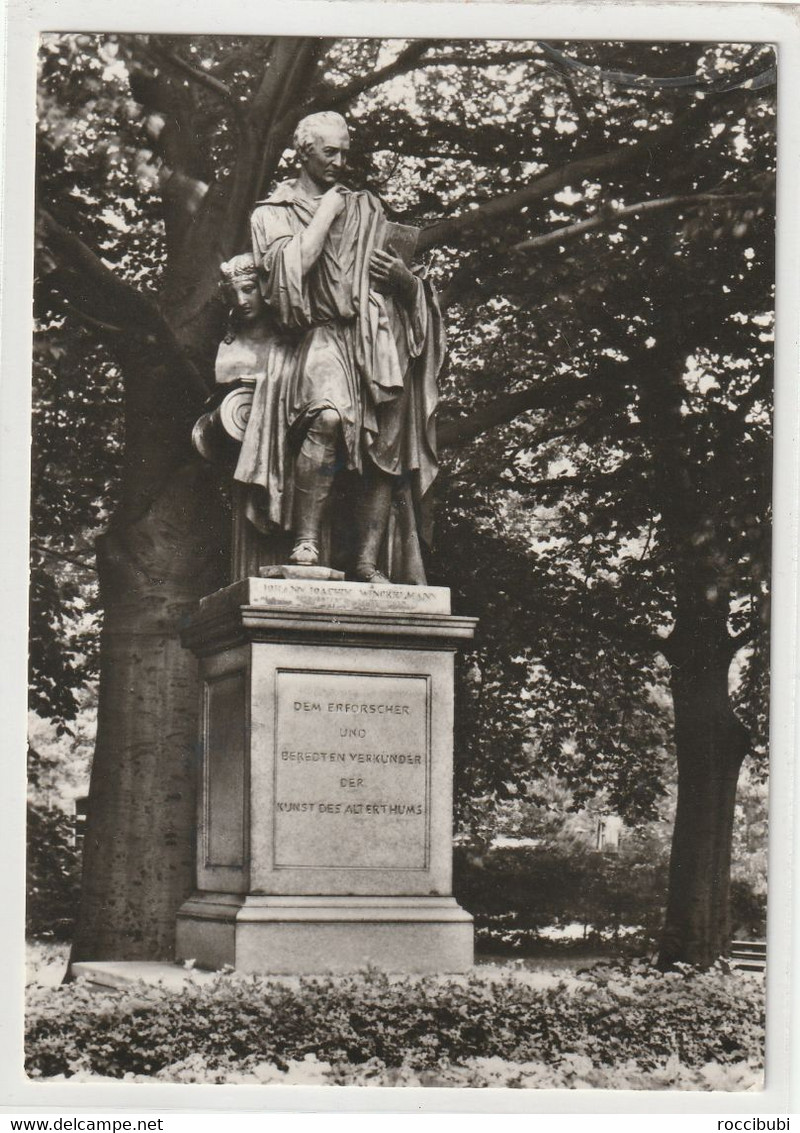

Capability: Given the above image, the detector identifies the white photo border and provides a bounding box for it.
[2,0,797,1115]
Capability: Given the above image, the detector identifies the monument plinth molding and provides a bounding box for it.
[176,578,477,974]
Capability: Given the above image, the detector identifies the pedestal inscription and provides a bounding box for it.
[274,670,429,870]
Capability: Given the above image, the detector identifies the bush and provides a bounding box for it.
[26,961,764,1088]
[453,843,668,952]
[26,803,82,941]
[730,879,767,940]
[454,843,766,955]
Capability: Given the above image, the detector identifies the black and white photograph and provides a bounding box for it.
[5,0,799,1112]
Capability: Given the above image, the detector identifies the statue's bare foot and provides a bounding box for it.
[353,563,390,584]
[289,540,320,566]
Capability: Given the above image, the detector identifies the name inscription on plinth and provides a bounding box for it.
[274,670,430,870]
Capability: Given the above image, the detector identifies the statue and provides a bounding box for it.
[198,111,446,585]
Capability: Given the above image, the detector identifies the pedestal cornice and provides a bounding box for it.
[181,579,477,655]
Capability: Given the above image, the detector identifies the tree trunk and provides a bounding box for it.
[658,609,749,969]
[70,461,227,962]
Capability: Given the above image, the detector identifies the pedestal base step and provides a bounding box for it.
[176,894,474,975]
[70,961,220,992]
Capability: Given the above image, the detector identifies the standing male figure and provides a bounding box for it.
[240,110,445,584]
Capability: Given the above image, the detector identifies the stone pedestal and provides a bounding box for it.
[175,578,477,974]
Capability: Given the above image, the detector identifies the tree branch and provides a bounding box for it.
[551,54,595,138]
[37,209,208,400]
[439,251,496,310]
[62,302,132,339]
[310,40,436,111]
[415,50,547,70]
[537,40,776,95]
[149,37,243,124]
[126,42,219,248]
[31,542,96,572]
[728,626,755,654]
[418,97,739,250]
[127,41,215,178]
[210,42,274,80]
[513,191,769,253]
[268,42,332,142]
[438,343,653,450]
[246,41,330,228]
[505,421,585,461]
[438,373,611,448]
[251,37,325,123]
[311,45,547,114]
[419,147,640,250]
[38,209,162,337]
[494,468,629,496]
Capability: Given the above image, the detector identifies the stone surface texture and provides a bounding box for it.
[71,961,220,992]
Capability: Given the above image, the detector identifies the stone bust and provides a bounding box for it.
[215,253,272,386]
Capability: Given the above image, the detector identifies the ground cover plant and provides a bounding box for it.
[26,962,764,1090]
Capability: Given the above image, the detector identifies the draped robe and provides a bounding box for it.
[232,180,446,583]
